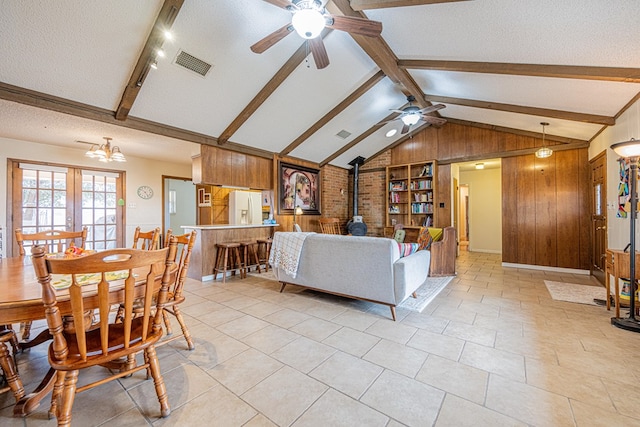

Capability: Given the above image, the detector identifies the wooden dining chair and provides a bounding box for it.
[132,226,160,250]
[14,227,88,340]
[31,241,176,426]
[319,217,342,234]
[15,227,88,256]
[117,230,197,350]
[160,229,197,350]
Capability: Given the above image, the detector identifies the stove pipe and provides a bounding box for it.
[349,156,365,217]
[347,156,367,236]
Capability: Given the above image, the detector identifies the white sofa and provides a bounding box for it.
[273,233,430,320]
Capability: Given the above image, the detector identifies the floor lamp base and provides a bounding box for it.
[611,316,640,333]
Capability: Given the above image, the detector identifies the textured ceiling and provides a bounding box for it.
[1,0,639,168]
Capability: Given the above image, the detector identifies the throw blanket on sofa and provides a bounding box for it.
[269,232,315,278]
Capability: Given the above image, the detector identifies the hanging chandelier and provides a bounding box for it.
[535,122,552,159]
[85,137,126,162]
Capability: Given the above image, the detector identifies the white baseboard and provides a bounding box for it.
[501,262,590,275]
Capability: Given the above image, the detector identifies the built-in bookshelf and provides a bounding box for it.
[386,161,436,229]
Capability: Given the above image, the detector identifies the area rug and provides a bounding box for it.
[397,276,454,312]
[544,280,605,306]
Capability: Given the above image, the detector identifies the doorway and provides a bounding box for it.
[590,151,607,285]
[454,159,502,254]
[458,184,469,251]
[162,176,196,238]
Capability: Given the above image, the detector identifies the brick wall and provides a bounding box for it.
[321,164,350,221]
[352,150,392,236]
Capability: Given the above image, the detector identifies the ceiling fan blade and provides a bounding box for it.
[308,37,330,69]
[327,15,382,37]
[262,0,293,9]
[421,116,447,126]
[250,24,294,54]
[401,123,411,134]
[418,103,446,114]
[390,109,406,114]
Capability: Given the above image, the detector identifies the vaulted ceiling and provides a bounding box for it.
[1,0,639,168]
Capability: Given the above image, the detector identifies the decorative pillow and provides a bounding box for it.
[393,229,406,243]
[427,227,443,242]
[417,226,434,251]
[397,243,420,258]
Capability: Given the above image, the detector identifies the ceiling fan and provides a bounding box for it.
[384,96,447,135]
[250,0,383,69]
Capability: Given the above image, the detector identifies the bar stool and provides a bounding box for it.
[213,242,242,283]
[256,238,273,272]
[240,241,262,275]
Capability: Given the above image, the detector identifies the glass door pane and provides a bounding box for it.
[82,172,120,250]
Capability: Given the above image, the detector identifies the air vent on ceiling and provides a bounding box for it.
[174,50,212,77]
[336,130,351,139]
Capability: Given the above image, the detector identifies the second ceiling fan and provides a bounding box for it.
[251,0,383,69]
[385,96,447,135]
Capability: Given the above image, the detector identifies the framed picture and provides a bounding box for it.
[279,161,321,215]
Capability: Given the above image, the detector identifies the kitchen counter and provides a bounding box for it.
[181,224,280,281]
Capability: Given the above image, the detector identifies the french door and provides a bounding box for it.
[9,160,125,256]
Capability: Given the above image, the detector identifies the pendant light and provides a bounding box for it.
[535,122,552,159]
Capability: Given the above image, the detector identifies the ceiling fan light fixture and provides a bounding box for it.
[292,9,325,39]
[401,113,420,126]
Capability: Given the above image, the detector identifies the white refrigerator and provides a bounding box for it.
[228,190,263,225]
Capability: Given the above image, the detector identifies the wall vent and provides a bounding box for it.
[336,130,351,139]
[174,50,212,77]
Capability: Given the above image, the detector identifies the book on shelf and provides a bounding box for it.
[389,182,407,191]
[418,164,432,177]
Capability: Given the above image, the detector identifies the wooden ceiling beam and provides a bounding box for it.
[115,0,184,121]
[423,94,615,125]
[217,29,332,145]
[398,59,640,83]
[350,0,471,11]
[0,82,273,159]
[280,70,386,156]
[328,0,428,109]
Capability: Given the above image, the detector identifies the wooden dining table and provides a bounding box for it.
[0,254,172,417]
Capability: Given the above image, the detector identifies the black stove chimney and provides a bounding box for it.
[347,156,367,236]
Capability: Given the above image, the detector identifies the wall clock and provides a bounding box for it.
[137,185,154,200]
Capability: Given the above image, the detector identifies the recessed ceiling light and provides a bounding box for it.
[386,129,397,137]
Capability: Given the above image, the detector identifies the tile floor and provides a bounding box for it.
[2,251,640,426]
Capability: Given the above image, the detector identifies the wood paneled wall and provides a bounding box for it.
[502,150,590,269]
[385,122,591,270]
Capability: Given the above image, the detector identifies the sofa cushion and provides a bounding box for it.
[417,227,434,250]
[397,243,420,257]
